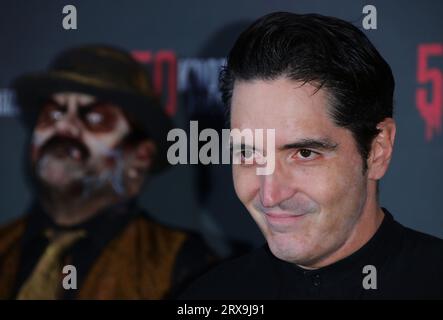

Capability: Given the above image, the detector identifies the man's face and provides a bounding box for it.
[231,77,369,268]
[31,92,130,194]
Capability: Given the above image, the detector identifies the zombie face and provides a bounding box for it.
[31,92,133,198]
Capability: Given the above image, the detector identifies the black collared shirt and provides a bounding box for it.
[181,209,443,299]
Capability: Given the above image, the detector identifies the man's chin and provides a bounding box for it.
[267,234,316,265]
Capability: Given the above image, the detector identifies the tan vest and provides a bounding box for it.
[0,215,188,299]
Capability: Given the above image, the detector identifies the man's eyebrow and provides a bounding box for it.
[279,138,339,151]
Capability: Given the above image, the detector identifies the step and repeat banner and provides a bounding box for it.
[0,0,442,245]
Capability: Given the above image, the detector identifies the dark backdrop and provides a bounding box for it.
[0,0,442,247]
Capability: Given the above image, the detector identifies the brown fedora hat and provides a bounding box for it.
[12,45,174,173]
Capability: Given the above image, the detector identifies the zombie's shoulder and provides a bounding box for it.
[0,215,27,255]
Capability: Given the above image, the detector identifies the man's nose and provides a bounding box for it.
[54,113,82,138]
[259,167,295,208]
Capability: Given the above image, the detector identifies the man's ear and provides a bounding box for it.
[367,118,396,181]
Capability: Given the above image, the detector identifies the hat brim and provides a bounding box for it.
[13,71,174,173]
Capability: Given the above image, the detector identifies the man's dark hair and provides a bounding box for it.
[220,12,395,170]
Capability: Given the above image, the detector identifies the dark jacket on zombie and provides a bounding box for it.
[0,200,217,299]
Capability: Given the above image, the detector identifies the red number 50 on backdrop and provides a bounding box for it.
[416,43,443,141]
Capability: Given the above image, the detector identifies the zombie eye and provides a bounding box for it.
[37,103,65,128]
[85,112,104,125]
[81,103,119,132]
[49,109,64,121]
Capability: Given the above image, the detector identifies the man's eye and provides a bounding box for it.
[85,112,104,125]
[239,148,266,166]
[294,149,320,161]
[241,148,254,160]
[232,147,258,165]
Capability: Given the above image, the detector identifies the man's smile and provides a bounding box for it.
[263,210,308,232]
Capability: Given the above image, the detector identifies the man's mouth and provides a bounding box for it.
[38,136,90,162]
[263,211,308,229]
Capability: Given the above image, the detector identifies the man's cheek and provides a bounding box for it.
[233,168,257,204]
[232,168,245,201]
[319,165,365,221]
[298,164,349,210]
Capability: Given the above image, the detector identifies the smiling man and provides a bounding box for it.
[182,12,443,299]
[0,45,215,299]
